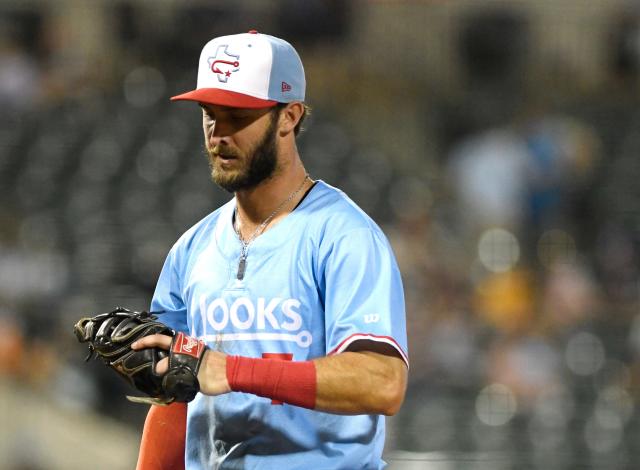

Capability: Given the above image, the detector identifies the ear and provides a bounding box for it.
[278,102,304,136]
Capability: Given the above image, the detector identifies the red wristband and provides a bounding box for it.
[226,355,317,409]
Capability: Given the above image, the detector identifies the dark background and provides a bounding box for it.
[1,1,640,468]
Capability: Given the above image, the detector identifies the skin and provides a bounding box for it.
[203,104,279,194]
[132,101,408,416]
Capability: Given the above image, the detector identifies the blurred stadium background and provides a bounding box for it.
[2,0,640,468]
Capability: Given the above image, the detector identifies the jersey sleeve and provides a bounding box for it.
[321,227,409,367]
[150,246,189,334]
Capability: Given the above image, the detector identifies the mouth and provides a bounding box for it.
[214,153,238,164]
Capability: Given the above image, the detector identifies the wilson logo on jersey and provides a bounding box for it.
[195,295,313,347]
[208,45,240,83]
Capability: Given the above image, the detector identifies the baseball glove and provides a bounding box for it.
[73,307,208,405]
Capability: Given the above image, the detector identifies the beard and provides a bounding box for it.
[207,113,278,193]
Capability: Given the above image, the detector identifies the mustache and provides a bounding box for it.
[209,144,238,158]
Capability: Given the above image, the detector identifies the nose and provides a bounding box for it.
[209,133,225,149]
[206,117,238,148]
[204,120,230,150]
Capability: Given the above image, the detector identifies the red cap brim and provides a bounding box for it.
[170,88,277,108]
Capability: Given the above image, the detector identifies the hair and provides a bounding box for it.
[274,102,311,136]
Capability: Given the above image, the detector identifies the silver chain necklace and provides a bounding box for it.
[233,173,310,280]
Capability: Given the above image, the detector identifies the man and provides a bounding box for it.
[133,30,409,470]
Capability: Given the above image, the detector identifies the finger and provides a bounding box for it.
[131,334,173,350]
[156,357,169,375]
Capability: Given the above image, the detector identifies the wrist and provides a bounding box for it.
[226,355,317,409]
[197,350,232,396]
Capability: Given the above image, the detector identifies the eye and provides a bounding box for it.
[200,106,215,121]
[229,112,251,121]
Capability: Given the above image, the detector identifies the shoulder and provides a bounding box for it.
[304,181,388,245]
[170,199,233,258]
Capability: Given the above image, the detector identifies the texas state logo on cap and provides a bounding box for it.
[171,30,305,108]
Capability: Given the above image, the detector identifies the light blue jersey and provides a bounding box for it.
[151,181,408,470]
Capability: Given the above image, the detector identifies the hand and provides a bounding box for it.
[132,334,232,396]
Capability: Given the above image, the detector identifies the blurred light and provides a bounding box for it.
[117,179,162,224]
[0,250,69,299]
[594,407,623,430]
[57,295,99,331]
[389,176,433,221]
[169,167,222,229]
[68,212,117,244]
[528,385,572,452]
[474,270,533,332]
[594,359,632,391]
[0,124,22,171]
[628,313,640,356]
[532,446,572,470]
[348,150,393,189]
[79,136,124,182]
[73,241,119,286]
[103,285,152,313]
[171,188,216,230]
[123,66,166,108]
[15,169,57,212]
[532,384,574,427]
[595,385,634,426]
[25,132,71,178]
[18,211,60,251]
[477,228,520,272]
[475,383,517,426]
[305,122,351,161]
[148,115,192,153]
[528,416,567,452]
[129,215,175,247]
[131,239,171,284]
[136,140,179,184]
[584,412,623,454]
[537,229,576,268]
[342,173,383,215]
[129,216,176,283]
[301,121,351,183]
[110,104,143,150]
[470,416,513,452]
[427,317,478,384]
[64,184,109,222]
[410,400,456,450]
[565,332,605,376]
[53,364,99,411]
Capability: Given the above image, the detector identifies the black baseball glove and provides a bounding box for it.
[73,307,207,405]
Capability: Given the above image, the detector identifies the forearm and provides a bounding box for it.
[220,350,408,416]
[132,334,409,416]
[314,351,407,415]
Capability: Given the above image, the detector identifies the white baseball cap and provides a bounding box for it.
[171,30,305,108]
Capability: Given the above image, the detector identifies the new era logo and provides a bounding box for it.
[281,81,292,92]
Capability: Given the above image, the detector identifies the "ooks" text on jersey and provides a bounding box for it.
[197,295,303,332]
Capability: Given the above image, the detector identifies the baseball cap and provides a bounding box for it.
[171,30,305,108]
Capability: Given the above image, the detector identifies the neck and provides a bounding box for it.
[235,159,310,227]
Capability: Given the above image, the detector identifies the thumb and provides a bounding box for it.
[156,356,169,375]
